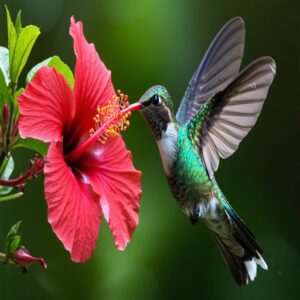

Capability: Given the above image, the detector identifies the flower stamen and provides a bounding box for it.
[89,90,131,144]
[65,99,141,165]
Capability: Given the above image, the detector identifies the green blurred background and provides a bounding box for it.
[0,0,299,299]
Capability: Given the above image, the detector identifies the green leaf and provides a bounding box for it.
[48,56,74,88]
[0,156,14,195]
[12,137,49,156]
[7,235,21,254]
[6,7,17,80]
[11,26,40,84]
[15,11,22,36]
[0,155,14,178]
[26,55,74,88]
[0,47,10,84]
[7,221,22,237]
[0,187,12,199]
[0,69,9,109]
[5,221,22,255]
[0,47,10,120]
[26,57,51,83]
[6,7,40,84]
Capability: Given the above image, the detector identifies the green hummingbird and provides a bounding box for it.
[137,17,276,285]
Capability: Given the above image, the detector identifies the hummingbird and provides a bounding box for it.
[136,17,276,285]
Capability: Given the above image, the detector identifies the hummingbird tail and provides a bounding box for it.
[207,206,267,285]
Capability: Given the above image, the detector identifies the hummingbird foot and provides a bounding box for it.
[189,207,200,225]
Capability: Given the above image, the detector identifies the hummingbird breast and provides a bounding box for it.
[157,122,178,175]
[165,125,214,219]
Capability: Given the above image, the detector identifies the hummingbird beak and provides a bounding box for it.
[124,102,142,113]
[137,97,151,109]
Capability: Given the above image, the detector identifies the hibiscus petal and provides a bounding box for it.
[78,136,142,250]
[44,141,102,262]
[18,67,74,143]
[69,16,115,143]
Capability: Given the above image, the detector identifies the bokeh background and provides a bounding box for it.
[0,0,299,299]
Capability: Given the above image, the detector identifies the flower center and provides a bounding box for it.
[65,90,142,165]
[89,90,131,144]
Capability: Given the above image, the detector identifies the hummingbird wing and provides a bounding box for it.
[176,17,245,125]
[188,57,276,179]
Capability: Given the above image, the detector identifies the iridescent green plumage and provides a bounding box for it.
[137,17,275,285]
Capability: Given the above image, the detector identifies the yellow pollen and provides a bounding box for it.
[89,89,132,144]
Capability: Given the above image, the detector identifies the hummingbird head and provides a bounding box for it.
[138,85,175,140]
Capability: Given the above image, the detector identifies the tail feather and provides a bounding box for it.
[208,205,267,285]
[226,208,262,254]
[213,233,250,285]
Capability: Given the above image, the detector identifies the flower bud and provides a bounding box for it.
[12,246,47,270]
[2,104,9,126]
[17,183,26,192]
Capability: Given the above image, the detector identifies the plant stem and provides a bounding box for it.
[0,252,7,262]
[0,83,17,168]
[0,252,14,265]
[6,92,15,150]
[0,192,23,202]
[0,170,31,186]
[10,117,19,140]
[0,150,6,169]
[0,157,44,187]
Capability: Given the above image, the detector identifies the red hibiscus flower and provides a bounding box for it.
[17,17,142,263]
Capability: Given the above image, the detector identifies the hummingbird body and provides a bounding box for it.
[165,123,213,217]
[145,94,234,230]
[138,17,275,285]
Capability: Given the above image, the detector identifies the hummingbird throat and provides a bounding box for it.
[143,107,172,140]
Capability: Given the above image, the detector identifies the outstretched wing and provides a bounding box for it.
[188,57,276,179]
[176,17,245,125]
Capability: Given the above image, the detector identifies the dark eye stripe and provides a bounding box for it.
[143,99,152,107]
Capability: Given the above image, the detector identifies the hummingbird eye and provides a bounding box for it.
[151,94,161,105]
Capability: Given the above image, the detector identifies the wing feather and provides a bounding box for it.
[176,17,245,124]
[191,57,276,178]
